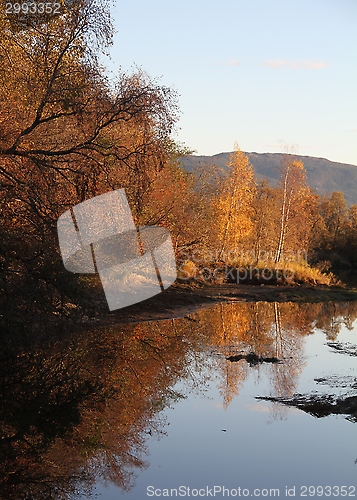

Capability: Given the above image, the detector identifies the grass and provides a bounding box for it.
[177,259,342,287]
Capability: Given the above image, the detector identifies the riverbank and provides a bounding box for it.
[108,282,357,325]
[5,282,356,344]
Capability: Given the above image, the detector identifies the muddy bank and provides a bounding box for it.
[106,282,357,326]
[9,281,357,348]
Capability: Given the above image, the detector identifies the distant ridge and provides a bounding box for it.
[180,152,357,206]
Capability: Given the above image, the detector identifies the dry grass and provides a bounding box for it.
[177,258,341,287]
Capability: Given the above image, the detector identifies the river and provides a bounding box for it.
[1,301,356,499]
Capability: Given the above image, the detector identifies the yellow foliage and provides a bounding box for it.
[213,146,257,257]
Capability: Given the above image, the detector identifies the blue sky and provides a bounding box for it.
[104,0,357,165]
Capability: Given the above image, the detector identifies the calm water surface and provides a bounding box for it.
[1,301,356,499]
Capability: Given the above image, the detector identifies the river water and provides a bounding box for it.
[1,301,356,499]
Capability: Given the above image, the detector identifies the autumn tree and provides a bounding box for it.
[213,146,256,262]
[318,192,349,250]
[310,192,357,273]
[140,160,210,252]
[274,157,314,264]
[0,1,179,327]
[346,204,357,266]
[251,180,280,264]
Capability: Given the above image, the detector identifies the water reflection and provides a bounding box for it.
[1,301,356,498]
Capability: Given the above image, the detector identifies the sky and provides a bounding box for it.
[103,0,357,165]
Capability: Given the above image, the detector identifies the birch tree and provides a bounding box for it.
[274,158,311,264]
[215,146,256,262]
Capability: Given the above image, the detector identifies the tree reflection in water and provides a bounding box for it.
[1,301,356,498]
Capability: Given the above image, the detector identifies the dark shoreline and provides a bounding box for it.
[4,282,357,343]
[104,282,357,326]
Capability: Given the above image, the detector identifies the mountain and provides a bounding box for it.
[179,152,357,206]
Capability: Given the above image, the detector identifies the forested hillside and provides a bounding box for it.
[180,152,357,206]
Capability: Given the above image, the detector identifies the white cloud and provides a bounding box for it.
[263,59,327,70]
